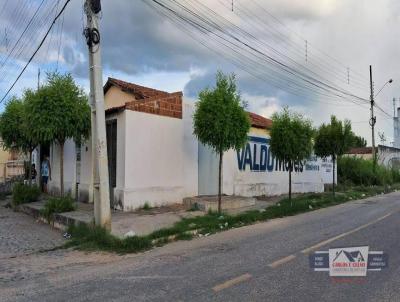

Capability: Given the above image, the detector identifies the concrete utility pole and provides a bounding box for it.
[369,65,377,170]
[84,0,111,229]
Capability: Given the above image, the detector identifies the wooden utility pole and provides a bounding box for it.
[84,0,111,229]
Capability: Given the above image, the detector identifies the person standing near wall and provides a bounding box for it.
[41,156,51,193]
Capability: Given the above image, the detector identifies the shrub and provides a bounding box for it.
[41,196,76,222]
[338,156,400,186]
[12,183,40,206]
[142,202,151,210]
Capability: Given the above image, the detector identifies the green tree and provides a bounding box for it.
[349,133,367,148]
[0,95,39,185]
[26,73,91,196]
[314,116,352,196]
[0,97,25,152]
[269,107,314,203]
[193,71,250,213]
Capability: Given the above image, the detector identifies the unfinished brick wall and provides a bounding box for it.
[125,92,183,119]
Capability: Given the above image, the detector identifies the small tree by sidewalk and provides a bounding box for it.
[269,107,313,204]
[26,73,91,196]
[193,71,250,213]
[314,115,352,196]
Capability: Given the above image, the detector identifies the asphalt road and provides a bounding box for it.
[1,191,400,302]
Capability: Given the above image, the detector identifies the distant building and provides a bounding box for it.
[345,147,375,161]
[47,78,334,211]
[345,145,400,169]
[0,140,25,182]
[394,108,400,148]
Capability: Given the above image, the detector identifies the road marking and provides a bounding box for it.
[268,254,296,268]
[301,211,395,254]
[212,273,252,292]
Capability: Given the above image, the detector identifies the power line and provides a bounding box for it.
[0,1,58,84]
[0,0,10,21]
[143,0,370,110]
[56,6,65,71]
[250,0,369,83]
[0,0,46,70]
[147,0,369,107]
[222,0,369,90]
[0,0,71,104]
[166,0,369,104]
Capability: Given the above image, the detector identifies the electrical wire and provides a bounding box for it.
[146,0,370,107]
[0,0,71,104]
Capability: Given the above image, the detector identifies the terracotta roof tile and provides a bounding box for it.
[104,77,170,99]
[104,77,273,126]
[347,147,374,154]
[105,104,126,115]
[104,78,183,119]
[248,112,272,129]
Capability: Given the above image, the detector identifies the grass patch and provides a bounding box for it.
[12,183,40,207]
[66,223,152,253]
[142,202,151,210]
[40,196,76,222]
[65,184,400,254]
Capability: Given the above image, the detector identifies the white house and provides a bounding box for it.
[44,78,334,211]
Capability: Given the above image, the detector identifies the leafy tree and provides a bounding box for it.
[26,73,91,196]
[0,97,25,152]
[0,95,39,185]
[193,71,250,213]
[269,107,314,203]
[314,116,352,196]
[349,133,367,148]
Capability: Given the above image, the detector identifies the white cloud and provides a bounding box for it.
[0,0,398,146]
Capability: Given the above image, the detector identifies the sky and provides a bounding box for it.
[0,0,399,145]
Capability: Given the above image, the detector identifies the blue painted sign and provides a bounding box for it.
[236,136,305,173]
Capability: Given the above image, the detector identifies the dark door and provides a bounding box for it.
[106,119,117,207]
[39,144,50,190]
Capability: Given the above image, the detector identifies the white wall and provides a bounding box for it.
[198,143,219,195]
[378,145,400,169]
[46,102,199,210]
[182,102,198,197]
[121,110,185,210]
[77,139,93,202]
[110,101,198,210]
[48,140,76,196]
[217,134,335,197]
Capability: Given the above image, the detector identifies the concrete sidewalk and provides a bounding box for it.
[17,201,204,237]
[16,195,279,237]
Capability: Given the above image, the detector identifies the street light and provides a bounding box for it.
[375,79,393,98]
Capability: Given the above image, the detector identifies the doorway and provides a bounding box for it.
[39,143,50,190]
[106,119,117,207]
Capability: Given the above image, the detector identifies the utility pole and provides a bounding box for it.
[394,98,397,118]
[37,68,40,90]
[84,0,111,229]
[369,65,376,171]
